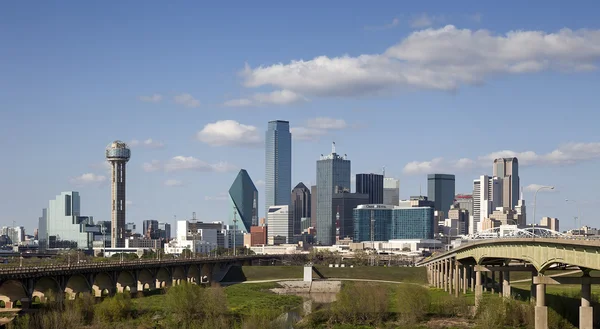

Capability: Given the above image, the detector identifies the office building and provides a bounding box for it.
[106,140,131,248]
[265,120,292,213]
[158,222,171,241]
[143,220,159,239]
[38,191,95,249]
[332,189,369,241]
[540,217,559,232]
[455,194,473,215]
[316,143,351,245]
[229,169,259,232]
[471,175,502,234]
[448,205,469,235]
[267,205,293,243]
[291,182,311,235]
[310,185,317,227]
[427,174,456,216]
[356,173,383,204]
[250,226,268,246]
[353,205,434,242]
[383,178,400,206]
[493,157,520,209]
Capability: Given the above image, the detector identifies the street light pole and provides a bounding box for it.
[232,206,238,257]
[532,185,555,229]
[565,199,582,235]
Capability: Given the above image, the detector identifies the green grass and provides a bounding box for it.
[242,265,428,283]
[224,282,302,316]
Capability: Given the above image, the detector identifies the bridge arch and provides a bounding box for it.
[172,266,186,285]
[92,272,114,297]
[0,280,28,308]
[116,271,137,294]
[137,268,154,291]
[187,265,200,284]
[65,274,92,299]
[155,267,171,289]
[33,277,61,302]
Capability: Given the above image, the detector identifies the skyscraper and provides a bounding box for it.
[493,157,520,209]
[383,178,400,206]
[143,219,159,239]
[310,185,317,228]
[106,140,131,248]
[291,182,311,235]
[471,175,502,234]
[39,191,94,249]
[316,143,351,245]
[265,120,292,213]
[427,174,456,216]
[355,173,384,204]
[267,205,293,243]
[229,169,259,232]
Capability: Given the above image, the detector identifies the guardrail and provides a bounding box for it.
[0,255,274,275]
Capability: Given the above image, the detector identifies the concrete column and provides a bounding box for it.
[502,270,511,298]
[580,282,593,329]
[535,281,548,329]
[462,265,467,294]
[498,271,503,297]
[470,266,475,292]
[444,260,448,292]
[448,260,453,294]
[530,269,538,303]
[491,270,496,294]
[475,268,483,308]
[454,261,460,297]
[437,262,442,289]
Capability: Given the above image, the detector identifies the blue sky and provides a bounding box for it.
[2,1,600,234]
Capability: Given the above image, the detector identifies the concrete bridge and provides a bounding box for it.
[0,255,284,309]
[419,238,600,329]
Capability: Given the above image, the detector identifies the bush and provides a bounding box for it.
[396,284,431,324]
[476,297,534,329]
[164,282,228,328]
[95,293,132,324]
[329,282,389,325]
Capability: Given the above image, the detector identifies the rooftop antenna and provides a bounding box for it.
[332,141,336,154]
[383,166,386,177]
[520,187,524,200]
[419,184,422,196]
[192,212,196,220]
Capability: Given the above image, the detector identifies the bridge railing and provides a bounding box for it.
[0,255,272,275]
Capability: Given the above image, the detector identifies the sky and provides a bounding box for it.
[2,1,600,234]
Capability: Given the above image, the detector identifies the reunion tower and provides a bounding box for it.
[106,140,131,248]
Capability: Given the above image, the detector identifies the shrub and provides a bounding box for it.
[164,282,228,328]
[396,284,431,324]
[329,282,389,325]
[95,293,132,324]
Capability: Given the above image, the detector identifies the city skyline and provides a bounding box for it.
[3,1,600,233]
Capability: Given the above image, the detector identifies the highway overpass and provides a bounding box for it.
[419,238,600,329]
[0,255,288,309]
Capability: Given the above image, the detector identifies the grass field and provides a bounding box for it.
[241,265,428,283]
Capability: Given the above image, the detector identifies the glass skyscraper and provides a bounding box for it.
[229,169,259,232]
[356,173,384,204]
[353,205,434,242]
[316,144,351,245]
[427,174,456,216]
[265,120,292,214]
[38,191,94,249]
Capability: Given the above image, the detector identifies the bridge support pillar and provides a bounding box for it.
[580,282,593,329]
[454,261,459,297]
[530,269,538,303]
[535,281,547,329]
[475,268,483,309]
[437,262,442,289]
[502,270,511,298]
[470,266,475,292]
[443,260,448,292]
[462,265,467,294]
[491,269,496,294]
[434,263,439,288]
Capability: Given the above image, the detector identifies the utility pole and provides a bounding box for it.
[370,210,375,266]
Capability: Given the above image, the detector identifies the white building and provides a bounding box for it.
[470,176,503,234]
[267,205,293,243]
[383,178,400,206]
[38,191,94,249]
[164,220,219,255]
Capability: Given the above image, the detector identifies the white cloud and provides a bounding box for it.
[205,192,228,201]
[174,93,200,108]
[402,142,600,175]
[197,120,262,147]
[291,117,350,141]
[241,26,600,97]
[224,90,308,107]
[70,173,107,185]
[255,179,265,187]
[142,160,161,172]
[139,94,163,103]
[410,14,437,28]
[164,179,184,187]
[130,138,165,149]
[164,156,237,173]
[364,17,400,31]
[524,184,556,192]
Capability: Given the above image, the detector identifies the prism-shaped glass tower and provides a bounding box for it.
[229,169,258,232]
